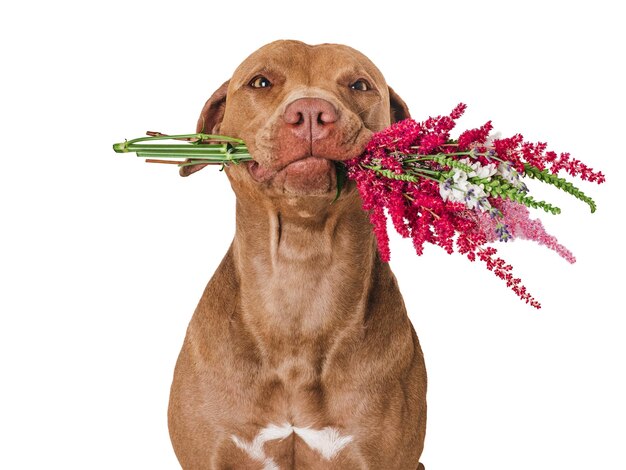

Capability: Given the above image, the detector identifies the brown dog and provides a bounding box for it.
[168,40,427,469]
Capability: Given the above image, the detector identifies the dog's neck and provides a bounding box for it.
[231,188,379,368]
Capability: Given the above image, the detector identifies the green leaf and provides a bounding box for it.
[332,162,348,204]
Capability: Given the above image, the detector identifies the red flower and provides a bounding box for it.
[457,121,493,150]
[342,103,604,308]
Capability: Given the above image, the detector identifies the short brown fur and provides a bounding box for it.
[168,40,427,469]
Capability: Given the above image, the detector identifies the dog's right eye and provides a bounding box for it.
[249,76,272,88]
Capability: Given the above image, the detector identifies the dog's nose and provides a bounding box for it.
[283,98,338,141]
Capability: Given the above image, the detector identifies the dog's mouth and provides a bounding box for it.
[244,122,372,196]
[247,155,331,180]
[247,156,337,195]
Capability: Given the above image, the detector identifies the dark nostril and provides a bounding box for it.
[318,110,337,125]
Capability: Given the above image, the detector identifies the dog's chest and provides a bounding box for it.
[224,356,364,468]
[248,255,352,340]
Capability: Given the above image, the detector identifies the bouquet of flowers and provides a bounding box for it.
[113,104,605,308]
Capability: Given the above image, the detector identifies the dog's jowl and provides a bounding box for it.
[168,40,427,470]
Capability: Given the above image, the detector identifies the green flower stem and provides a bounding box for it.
[367,167,421,182]
[426,154,474,173]
[121,133,244,147]
[362,164,440,184]
[176,159,240,167]
[523,164,597,213]
[113,133,252,164]
[403,152,506,164]
[128,144,248,153]
[405,168,440,176]
[402,154,471,163]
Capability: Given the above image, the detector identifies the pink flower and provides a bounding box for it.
[477,200,576,263]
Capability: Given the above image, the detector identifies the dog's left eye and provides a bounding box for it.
[350,79,371,91]
[249,76,272,88]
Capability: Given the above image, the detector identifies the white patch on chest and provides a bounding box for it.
[231,423,353,469]
[292,425,354,459]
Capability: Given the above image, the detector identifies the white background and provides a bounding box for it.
[1,1,624,469]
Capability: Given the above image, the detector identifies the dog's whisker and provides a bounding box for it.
[356,97,384,117]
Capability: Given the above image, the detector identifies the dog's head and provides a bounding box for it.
[183,40,409,211]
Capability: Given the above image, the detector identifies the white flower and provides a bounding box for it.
[439,170,492,212]
[459,157,497,179]
[497,161,516,180]
[463,184,491,211]
[439,168,469,202]
[497,162,528,192]
[473,162,497,179]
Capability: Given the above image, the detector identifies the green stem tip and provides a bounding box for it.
[113,141,128,153]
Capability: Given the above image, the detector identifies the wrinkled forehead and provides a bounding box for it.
[230,40,388,89]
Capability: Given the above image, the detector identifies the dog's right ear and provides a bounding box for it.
[180,80,230,177]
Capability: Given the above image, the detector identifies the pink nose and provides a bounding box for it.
[283,98,338,141]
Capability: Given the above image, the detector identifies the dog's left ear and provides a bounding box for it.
[180,80,230,177]
[388,86,411,123]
